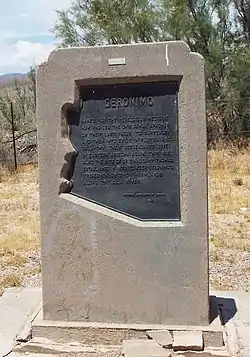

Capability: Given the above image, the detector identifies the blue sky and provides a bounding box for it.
[0,0,72,75]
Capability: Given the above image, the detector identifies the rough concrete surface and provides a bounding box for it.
[37,41,208,325]
[213,291,250,357]
[1,288,250,356]
[174,349,230,357]
[0,288,41,357]
[14,337,121,354]
[32,307,223,347]
[122,339,171,357]
[10,353,121,357]
[172,331,203,351]
[146,330,173,348]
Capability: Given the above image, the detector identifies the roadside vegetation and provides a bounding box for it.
[0,164,40,295]
[208,146,250,290]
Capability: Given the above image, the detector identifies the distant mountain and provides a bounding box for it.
[0,73,29,87]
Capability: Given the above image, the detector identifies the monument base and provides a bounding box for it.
[13,294,238,356]
[14,316,229,356]
[31,312,224,349]
[14,297,233,357]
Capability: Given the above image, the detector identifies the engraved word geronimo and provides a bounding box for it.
[105,96,154,108]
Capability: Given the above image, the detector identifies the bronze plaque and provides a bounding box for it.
[69,81,180,220]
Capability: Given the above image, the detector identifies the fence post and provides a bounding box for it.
[10,101,18,171]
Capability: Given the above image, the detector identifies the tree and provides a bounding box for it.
[54,0,159,46]
[0,67,37,167]
[0,72,36,133]
[54,0,250,143]
[233,0,250,42]
[28,66,36,109]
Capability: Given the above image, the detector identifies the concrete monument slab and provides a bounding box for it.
[37,41,208,325]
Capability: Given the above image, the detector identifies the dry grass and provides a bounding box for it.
[0,163,40,292]
[208,147,250,214]
[0,147,249,294]
[1,252,29,267]
[0,273,22,288]
[208,146,250,290]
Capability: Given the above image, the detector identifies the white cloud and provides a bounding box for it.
[0,40,55,74]
[14,40,55,67]
[0,0,72,74]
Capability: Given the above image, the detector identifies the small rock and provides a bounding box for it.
[68,341,83,346]
[173,348,230,356]
[173,331,203,351]
[147,330,173,348]
[233,178,243,186]
[16,326,32,342]
[239,207,250,214]
[122,339,171,357]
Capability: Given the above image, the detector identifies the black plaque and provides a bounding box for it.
[68,81,180,220]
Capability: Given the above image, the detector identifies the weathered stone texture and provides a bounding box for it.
[147,330,173,348]
[173,331,203,351]
[37,41,208,325]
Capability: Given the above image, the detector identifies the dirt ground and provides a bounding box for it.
[0,148,249,294]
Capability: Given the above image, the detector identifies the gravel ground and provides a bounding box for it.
[209,211,250,291]
[22,250,42,288]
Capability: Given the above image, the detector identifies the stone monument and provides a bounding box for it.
[37,41,208,326]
